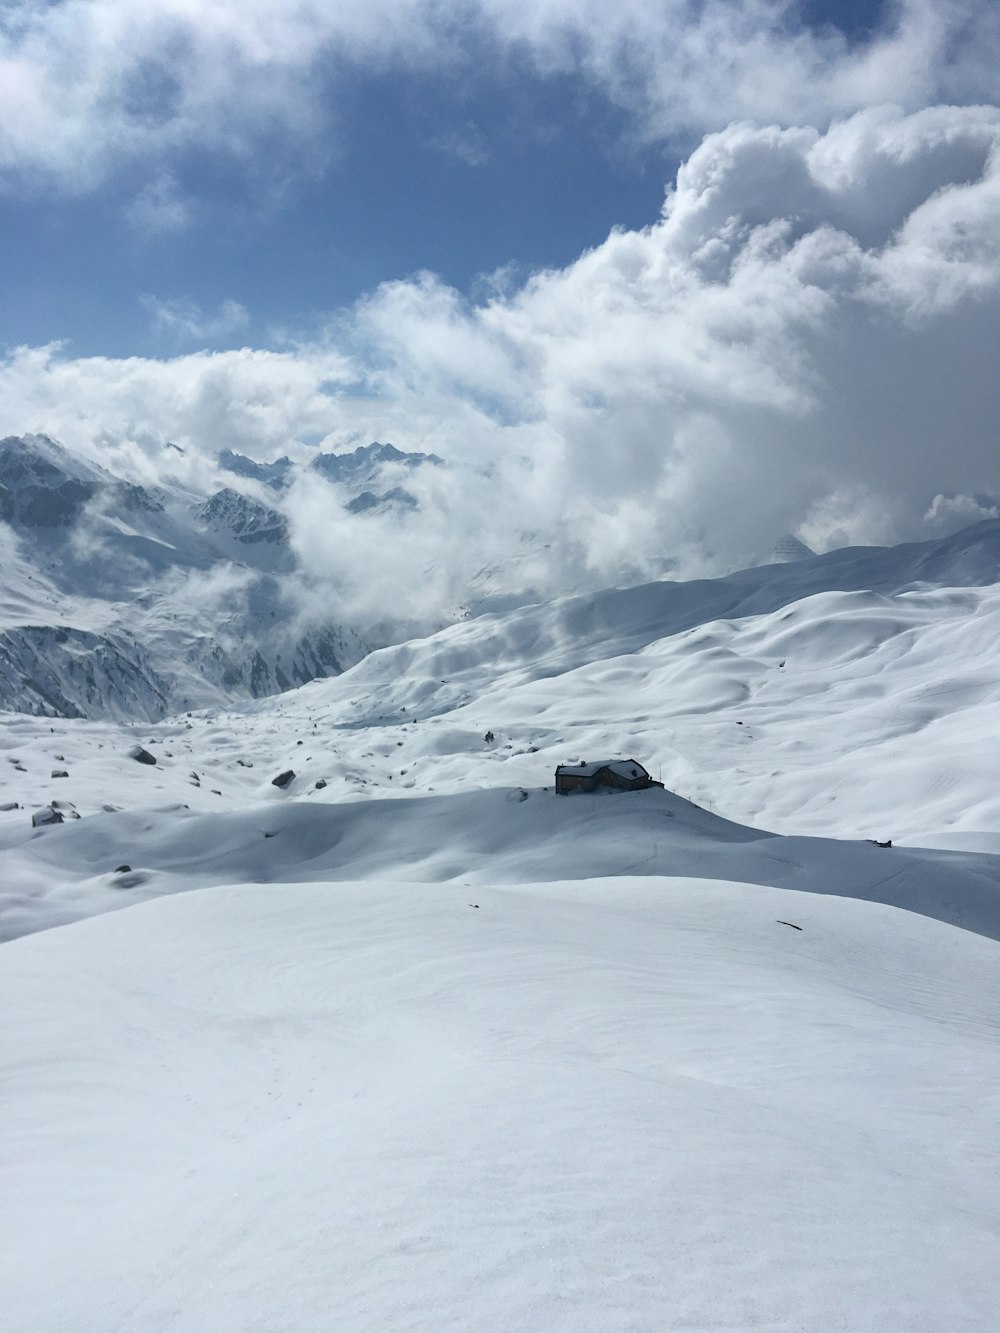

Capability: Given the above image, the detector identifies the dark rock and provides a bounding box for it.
[51,769,69,778]
[271,769,295,789]
[114,865,131,874]
[346,486,419,515]
[0,800,19,811]
[32,806,64,827]
[314,779,328,789]
[129,746,157,765]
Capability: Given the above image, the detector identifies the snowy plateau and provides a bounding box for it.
[2,445,1000,1330]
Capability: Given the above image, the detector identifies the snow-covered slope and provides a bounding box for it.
[2,516,1000,938]
[4,877,999,1331]
[3,513,1000,1329]
[4,780,999,944]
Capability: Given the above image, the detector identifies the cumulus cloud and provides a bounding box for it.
[0,1,998,192]
[2,106,1000,622]
[924,491,1000,531]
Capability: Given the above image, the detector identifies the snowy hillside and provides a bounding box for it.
[5,878,999,1331]
[3,515,1000,935]
[2,514,1000,1330]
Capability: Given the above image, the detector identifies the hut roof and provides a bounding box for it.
[556,759,650,779]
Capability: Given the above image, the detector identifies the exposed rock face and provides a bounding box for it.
[196,489,289,546]
[129,746,157,765]
[310,441,442,486]
[346,487,419,515]
[217,449,293,490]
[219,441,442,494]
[271,770,295,788]
[0,627,171,722]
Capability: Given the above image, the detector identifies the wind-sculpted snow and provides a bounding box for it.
[4,784,1000,945]
[3,878,1000,1330]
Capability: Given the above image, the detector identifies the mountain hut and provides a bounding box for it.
[554,759,661,795]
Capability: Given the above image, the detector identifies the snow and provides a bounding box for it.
[2,516,1000,1328]
[4,879,999,1331]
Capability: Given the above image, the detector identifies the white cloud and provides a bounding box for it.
[2,106,1000,620]
[924,492,999,530]
[0,1,997,192]
[141,294,250,343]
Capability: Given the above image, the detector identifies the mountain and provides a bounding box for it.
[195,488,291,564]
[217,448,293,490]
[0,433,157,528]
[0,434,459,719]
[219,440,443,513]
[769,531,815,562]
[308,440,443,486]
[0,435,367,719]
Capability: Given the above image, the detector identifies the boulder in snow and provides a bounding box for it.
[32,806,63,828]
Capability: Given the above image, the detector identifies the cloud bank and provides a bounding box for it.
[3,104,999,622]
[1,1,998,192]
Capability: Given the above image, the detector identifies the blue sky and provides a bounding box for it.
[0,0,897,360]
[0,64,666,357]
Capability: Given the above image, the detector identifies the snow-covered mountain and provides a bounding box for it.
[0,434,450,719]
[219,438,442,503]
[770,531,815,562]
[3,508,1000,1329]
